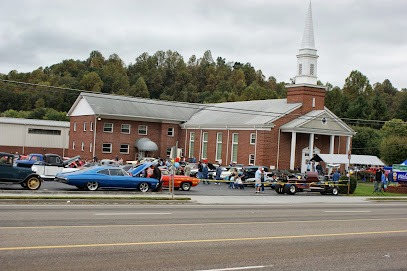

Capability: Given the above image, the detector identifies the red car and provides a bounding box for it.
[160,169,200,191]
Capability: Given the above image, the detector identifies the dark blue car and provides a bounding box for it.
[55,162,158,192]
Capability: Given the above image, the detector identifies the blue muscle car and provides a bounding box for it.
[55,162,158,192]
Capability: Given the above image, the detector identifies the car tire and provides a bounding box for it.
[25,176,41,190]
[181,182,191,191]
[285,184,297,195]
[275,184,285,194]
[138,182,150,193]
[332,186,339,196]
[85,181,99,191]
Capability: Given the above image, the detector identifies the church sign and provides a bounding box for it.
[393,164,407,171]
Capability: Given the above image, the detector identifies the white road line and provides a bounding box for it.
[324,211,371,213]
[196,265,271,271]
[94,213,172,215]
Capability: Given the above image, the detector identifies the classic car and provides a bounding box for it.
[160,168,200,191]
[15,154,44,168]
[55,162,158,192]
[0,152,42,190]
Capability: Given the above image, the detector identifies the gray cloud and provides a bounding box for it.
[0,0,406,89]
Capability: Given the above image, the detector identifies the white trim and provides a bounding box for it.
[92,117,97,158]
[102,143,112,153]
[231,133,239,163]
[201,132,208,159]
[103,123,113,133]
[72,140,75,150]
[189,132,195,158]
[254,129,258,165]
[119,144,130,154]
[281,127,354,137]
[309,133,314,162]
[138,125,148,135]
[290,132,296,170]
[167,127,175,137]
[249,154,255,165]
[121,124,131,134]
[199,129,203,161]
[215,132,222,162]
[182,126,272,131]
[226,128,230,165]
[250,133,256,145]
[312,97,315,108]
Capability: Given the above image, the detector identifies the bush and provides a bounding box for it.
[338,175,357,194]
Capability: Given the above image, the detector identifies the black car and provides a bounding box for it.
[241,166,269,186]
[0,152,42,190]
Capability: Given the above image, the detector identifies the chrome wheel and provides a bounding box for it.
[85,181,99,191]
[138,182,150,192]
[181,182,191,191]
[332,187,339,196]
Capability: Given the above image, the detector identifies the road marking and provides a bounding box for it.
[94,213,172,215]
[0,217,406,230]
[196,265,272,271]
[324,211,371,213]
[0,230,406,251]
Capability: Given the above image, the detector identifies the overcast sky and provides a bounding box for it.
[1,0,406,90]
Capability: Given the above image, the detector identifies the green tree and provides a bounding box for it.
[394,93,407,121]
[380,119,407,138]
[131,77,149,98]
[368,92,388,126]
[342,70,373,99]
[346,95,369,121]
[351,126,382,157]
[380,136,407,165]
[80,72,103,92]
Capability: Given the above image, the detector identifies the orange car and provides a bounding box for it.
[160,168,200,191]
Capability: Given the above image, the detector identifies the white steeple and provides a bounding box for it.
[294,2,319,85]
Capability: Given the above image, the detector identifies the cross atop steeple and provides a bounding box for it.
[301,2,315,49]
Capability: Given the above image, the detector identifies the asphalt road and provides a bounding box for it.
[1,202,407,271]
[0,180,318,197]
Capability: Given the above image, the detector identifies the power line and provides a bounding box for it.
[1,79,406,126]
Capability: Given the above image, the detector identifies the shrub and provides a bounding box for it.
[338,175,357,194]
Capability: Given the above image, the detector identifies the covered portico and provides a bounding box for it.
[280,108,355,173]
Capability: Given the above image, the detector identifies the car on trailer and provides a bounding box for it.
[274,171,339,195]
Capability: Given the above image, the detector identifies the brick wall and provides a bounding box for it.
[68,116,183,161]
[287,86,325,114]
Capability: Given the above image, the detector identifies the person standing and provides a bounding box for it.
[198,161,203,183]
[332,170,340,183]
[215,164,222,185]
[202,164,209,184]
[255,167,263,193]
[150,164,162,192]
[229,168,238,189]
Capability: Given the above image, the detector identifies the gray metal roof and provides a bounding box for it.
[182,99,302,128]
[74,93,201,122]
[0,117,70,127]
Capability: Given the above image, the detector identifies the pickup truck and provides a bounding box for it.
[31,154,81,181]
[15,154,44,168]
[0,152,42,190]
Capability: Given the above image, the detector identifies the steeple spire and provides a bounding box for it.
[294,2,319,85]
[301,2,315,49]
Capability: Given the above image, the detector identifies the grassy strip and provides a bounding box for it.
[349,183,407,197]
[368,198,407,201]
[0,196,191,201]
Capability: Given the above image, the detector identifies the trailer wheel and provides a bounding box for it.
[275,184,285,194]
[285,184,297,195]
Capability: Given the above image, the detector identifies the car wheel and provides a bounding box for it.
[285,184,297,195]
[26,176,41,190]
[194,173,199,178]
[332,186,339,196]
[275,184,285,194]
[181,182,191,191]
[138,182,150,192]
[85,181,99,191]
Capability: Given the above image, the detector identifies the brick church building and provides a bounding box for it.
[67,3,355,172]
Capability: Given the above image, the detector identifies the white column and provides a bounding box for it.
[290,132,297,170]
[345,136,351,172]
[309,133,314,170]
[328,135,335,174]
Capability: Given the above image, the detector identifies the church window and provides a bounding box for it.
[299,64,303,75]
[310,64,315,75]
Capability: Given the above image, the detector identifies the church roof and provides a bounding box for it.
[182,99,302,129]
[301,2,316,49]
[68,92,201,123]
[280,107,355,136]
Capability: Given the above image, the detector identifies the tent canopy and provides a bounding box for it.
[134,138,158,151]
[311,154,385,166]
[401,160,407,166]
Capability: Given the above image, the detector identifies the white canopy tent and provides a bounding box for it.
[311,154,385,166]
